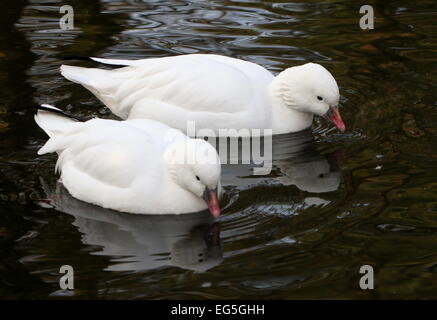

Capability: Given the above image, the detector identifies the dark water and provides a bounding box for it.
[0,0,436,299]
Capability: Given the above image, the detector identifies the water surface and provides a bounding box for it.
[0,0,436,299]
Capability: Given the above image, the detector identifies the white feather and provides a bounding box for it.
[35,106,221,214]
[60,54,341,134]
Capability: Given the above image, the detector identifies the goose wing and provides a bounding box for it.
[61,54,274,125]
[41,119,169,210]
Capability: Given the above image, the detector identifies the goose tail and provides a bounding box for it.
[34,104,78,155]
[60,64,111,88]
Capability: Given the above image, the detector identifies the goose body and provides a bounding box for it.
[43,183,222,272]
[60,54,346,135]
[34,105,221,216]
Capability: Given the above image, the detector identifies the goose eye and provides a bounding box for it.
[195,175,200,181]
[317,96,323,101]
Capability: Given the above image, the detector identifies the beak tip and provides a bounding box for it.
[204,189,221,218]
[211,209,221,218]
[327,106,346,133]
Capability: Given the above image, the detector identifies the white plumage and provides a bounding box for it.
[60,54,345,135]
[35,105,221,215]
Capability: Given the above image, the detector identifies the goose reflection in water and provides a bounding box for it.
[42,183,223,273]
[217,129,342,196]
[40,129,339,274]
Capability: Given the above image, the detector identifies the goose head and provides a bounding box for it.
[164,139,221,218]
[272,63,345,132]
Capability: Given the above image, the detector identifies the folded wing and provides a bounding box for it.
[60,54,274,124]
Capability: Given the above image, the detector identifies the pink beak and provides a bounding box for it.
[203,189,220,218]
[325,106,346,132]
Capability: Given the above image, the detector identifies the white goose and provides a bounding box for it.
[34,105,221,217]
[60,54,346,135]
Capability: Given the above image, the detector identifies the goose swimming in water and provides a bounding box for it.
[60,54,346,135]
[34,104,222,217]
